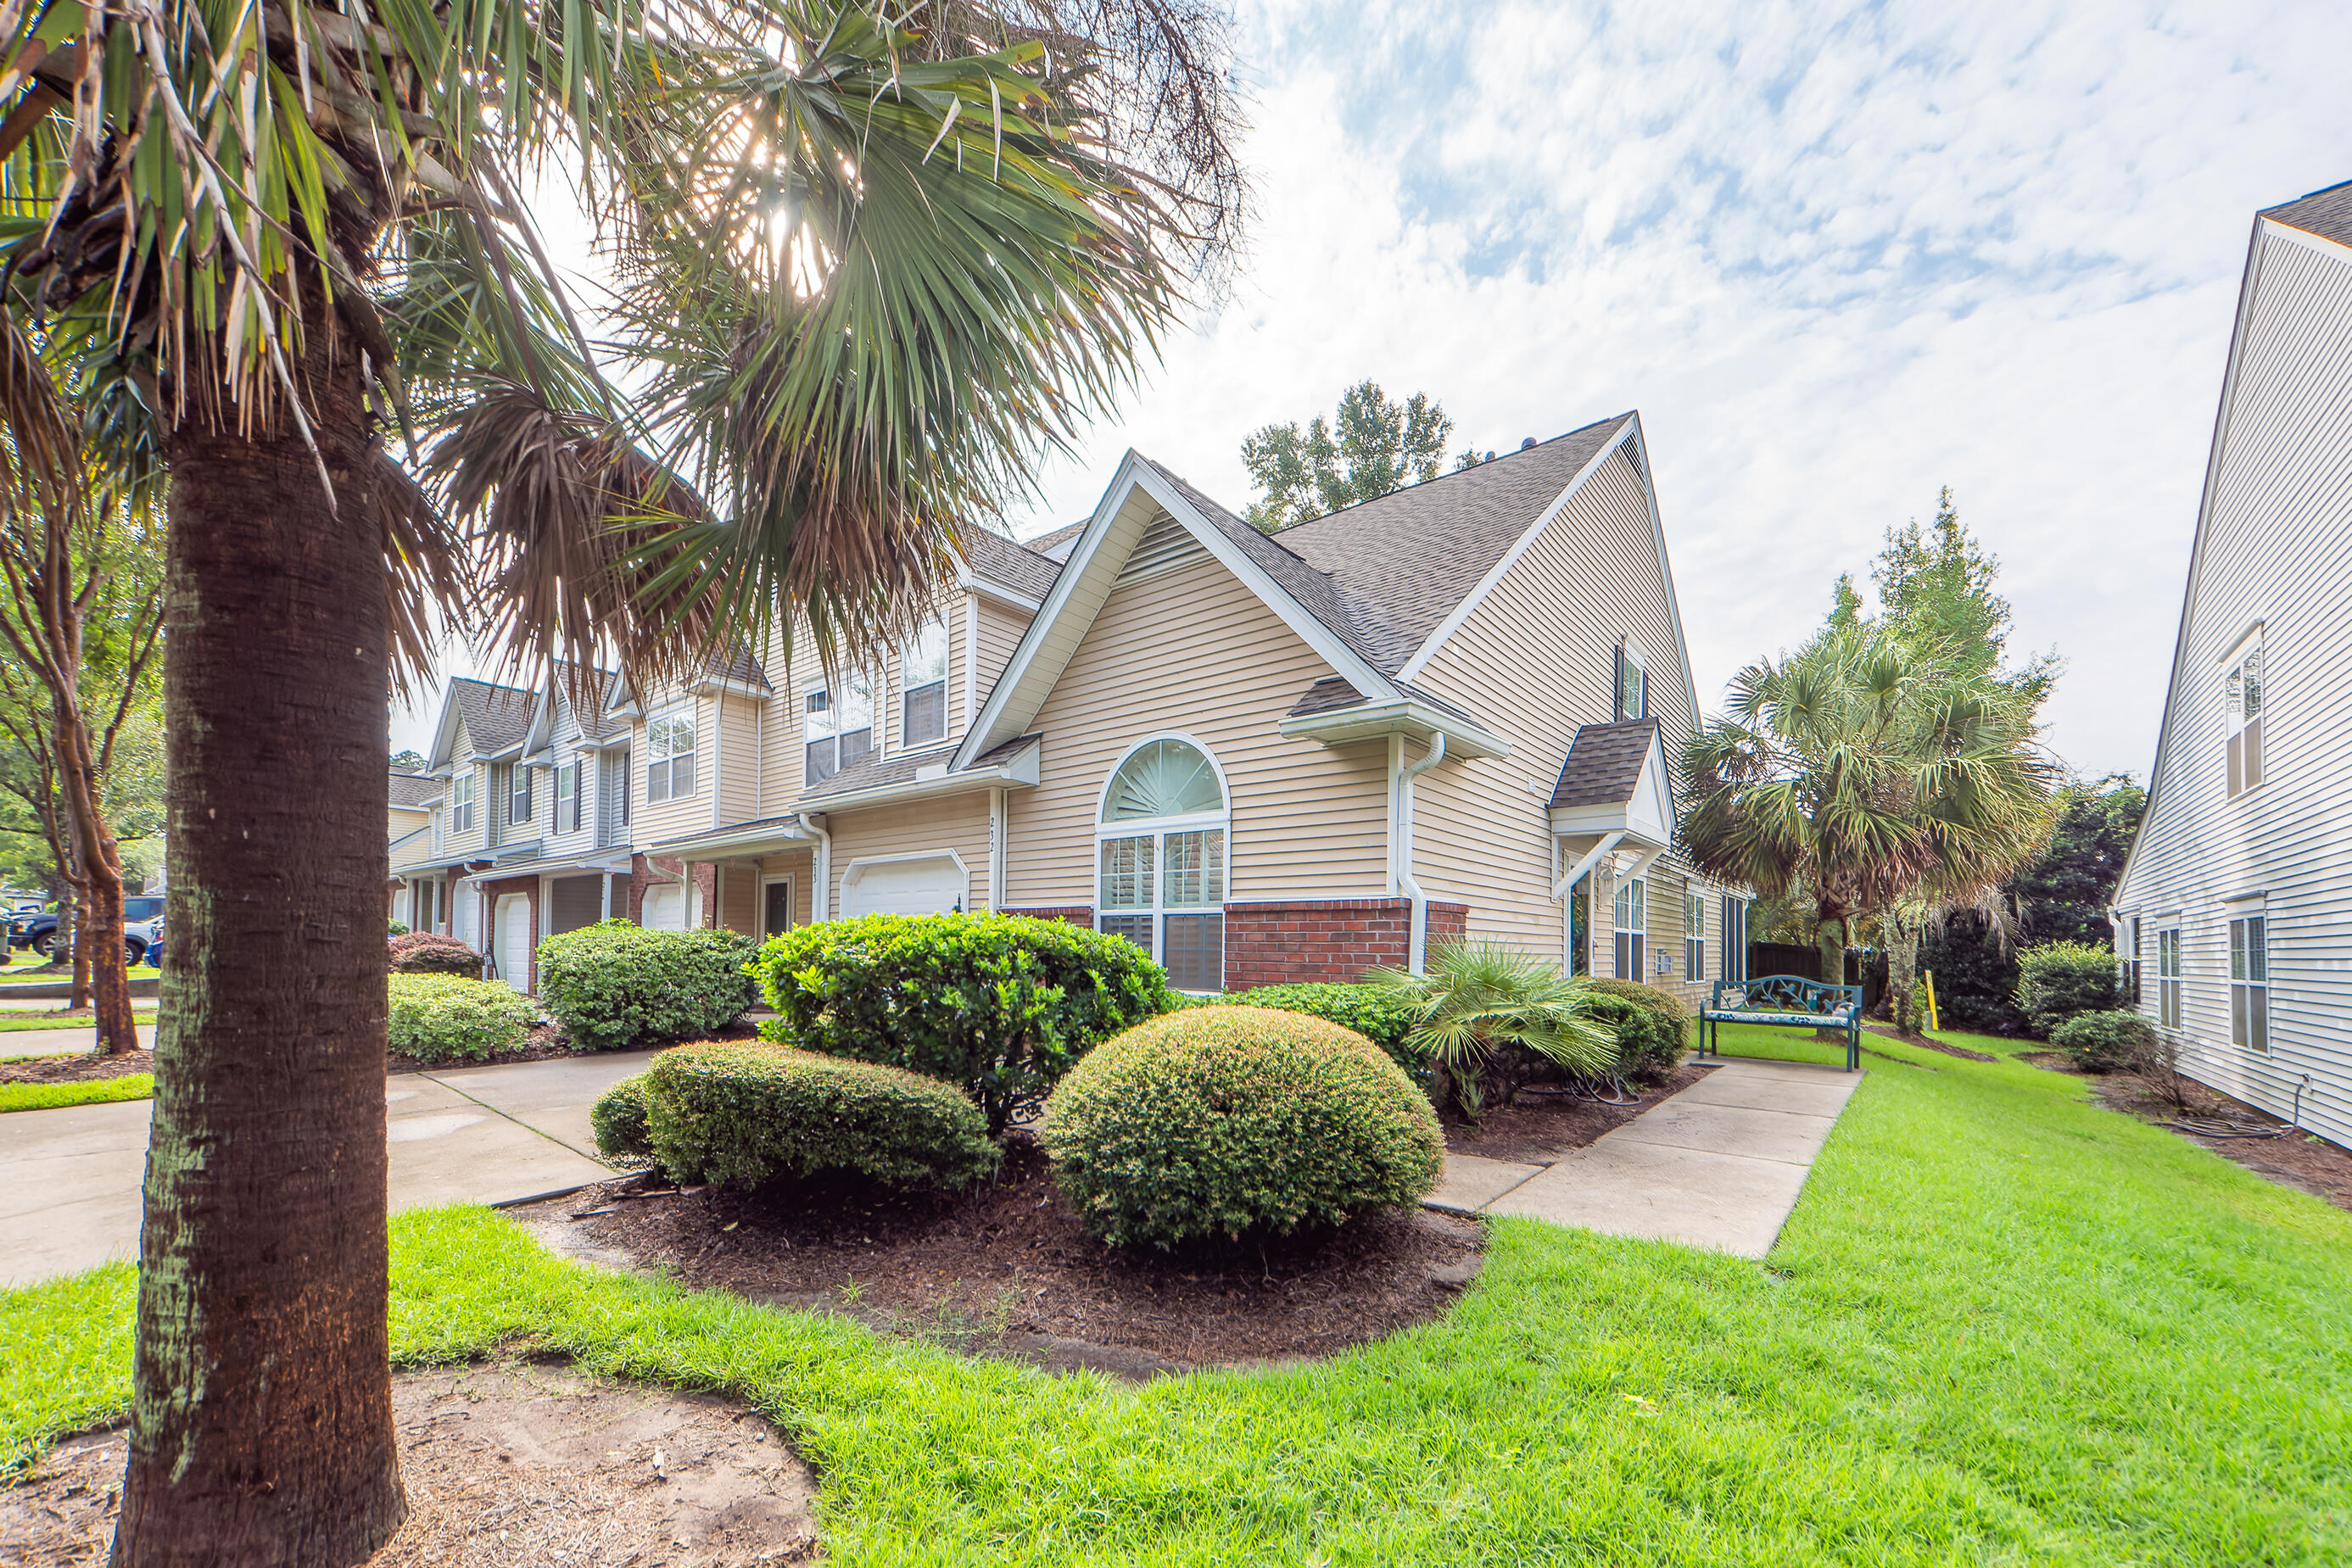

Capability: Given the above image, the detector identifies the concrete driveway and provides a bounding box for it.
[1,1052,654,1287]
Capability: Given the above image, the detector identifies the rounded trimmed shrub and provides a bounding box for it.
[1040,1007,1444,1249]
[591,1074,652,1160]
[2017,941,2122,1037]
[643,1041,998,1189]
[1582,978,1690,1082]
[1229,982,1424,1074]
[388,931,485,977]
[752,913,1174,1133]
[2050,1008,2158,1074]
[388,973,538,1062]
[536,921,759,1051]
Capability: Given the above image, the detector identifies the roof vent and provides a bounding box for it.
[1520,437,1537,450]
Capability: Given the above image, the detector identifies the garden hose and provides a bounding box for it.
[2161,1074,2312,1141]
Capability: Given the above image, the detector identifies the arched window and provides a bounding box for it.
[1097,737,1228,991]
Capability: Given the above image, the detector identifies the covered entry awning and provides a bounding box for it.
[1546,718,1673,896]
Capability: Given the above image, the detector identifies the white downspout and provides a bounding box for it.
[988,787,1008,912]
[807,812,832,922]
[1393,733,1446,974]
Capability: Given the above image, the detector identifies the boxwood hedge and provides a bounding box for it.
[1581,977,1690,1082]
[387,973,537,1062]
[536,921,759,1051]
[752,913,1173,1133]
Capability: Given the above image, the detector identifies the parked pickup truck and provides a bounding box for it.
[9,896,166,963]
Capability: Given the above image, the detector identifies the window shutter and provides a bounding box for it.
[1612,642,1626,721]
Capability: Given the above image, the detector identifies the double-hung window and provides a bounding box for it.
[509,765,532,825]
[2157,925,2182,1030]
[2230,915,2267,1051]
[900,618,949,748]
[450,771,475,834]
[646,711,696,802]
[556,762,579,833]
[2226,636,2265,797]
[1614,640,1648,722]
[802,674,873,784]
[1613,877,1647,980]
[1684,889,1706,980]
[1097,738,1227,993]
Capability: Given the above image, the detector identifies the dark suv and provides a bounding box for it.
[10,896,166,963]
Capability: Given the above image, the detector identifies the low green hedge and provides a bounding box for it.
[1041,1006,1444,1249]
[591,1074,652,1160]
[1227,982,1423,1072]
[753,913,1173,1133]
[2050,1008,2157,1074]
[643,1041,999,1189]
[1581,978,1689,1082]
[386,974,537,1062]
[536,921,759,1051]
[2017,941,2121,1037]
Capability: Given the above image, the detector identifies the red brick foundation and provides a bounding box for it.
[1002,907,1096,929]
[1221,898,1471,990]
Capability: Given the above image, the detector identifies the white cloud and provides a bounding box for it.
[997,0,2352,779]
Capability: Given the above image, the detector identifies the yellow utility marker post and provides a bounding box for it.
[1923,970,1941,1032]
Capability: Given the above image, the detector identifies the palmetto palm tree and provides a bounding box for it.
[0,2,1239,1560]
[1679,623,2059,1028]
[1373,940,1617,1119]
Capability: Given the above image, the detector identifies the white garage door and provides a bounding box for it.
[640,884,684,931]
[496,894,533,992]
[842,857,966,918]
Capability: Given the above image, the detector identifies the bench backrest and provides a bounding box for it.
[1707,974,1861,1017]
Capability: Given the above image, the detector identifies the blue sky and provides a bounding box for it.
[399,0,2352,778]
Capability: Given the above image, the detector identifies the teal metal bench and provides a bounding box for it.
[1698,974,1862,1071]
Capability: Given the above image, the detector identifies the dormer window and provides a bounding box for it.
[2226,633,2264,797]
[901,617,949,748]
[1615,639,1647,721]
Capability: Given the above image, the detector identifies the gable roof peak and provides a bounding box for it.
[2260,176,2352,249]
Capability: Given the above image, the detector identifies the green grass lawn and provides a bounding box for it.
[0,1009,157,1032]
[0,1074,153,1113]
[5,1024,2348,1564]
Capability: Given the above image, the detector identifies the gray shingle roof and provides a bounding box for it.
[710,643,771,691]
[1271,414,1635,674]
[1024,520,1087,559]
[2263,179,2352,248]
[450,678,535,754]
[960,526,1064,601]
[796,732,1041,804]
[1286,676,1364,717]
[389,773,440,809]
[552,662,626,741]
[1549,718,1661,809]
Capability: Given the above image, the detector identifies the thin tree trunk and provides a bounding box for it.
[112,344,405,1564]
[1814,912,1847,1041]
[1886,913,1921,1035]
[55,691,140,1052]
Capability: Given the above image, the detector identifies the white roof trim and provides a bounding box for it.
[955,570,1043,614]
[1395,419,1633,684]
[1546,728,1675,845]
[1277,697,1510,760]
[952,452,1400,769]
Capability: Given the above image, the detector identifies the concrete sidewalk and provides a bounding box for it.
[0,1051,652,1287]
[2,1023,159,1057]
[1427,1056,1863,1258]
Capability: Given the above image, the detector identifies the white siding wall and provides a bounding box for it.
[2112,220,2352,1150]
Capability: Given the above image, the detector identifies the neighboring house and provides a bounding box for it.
[2109,179,2352,1151]
[385,772,439,921]
[396,410,1750,1004]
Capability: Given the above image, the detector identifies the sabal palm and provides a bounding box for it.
[1374,940,1616,1119]
[1679,622,2059,1006]
[0,3,1211,1560]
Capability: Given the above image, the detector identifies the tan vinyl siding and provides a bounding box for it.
[441,756,489,858]
[631,693,714,843]
[1004,545,1390,910]
[975,598,1031,708]
[388,806,428,840]
[716,691,763,827]
[1411,448,1701,961]
[825,795,993,914]
[2109,220,2352,1151]
[757,849,816,932]
[717,864,759,935]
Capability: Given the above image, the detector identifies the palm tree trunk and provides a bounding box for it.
[1815,912,1847,1041]
[111,350,405,1563]
[1884,912,1920,1035]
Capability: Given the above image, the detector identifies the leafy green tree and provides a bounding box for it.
[1869,487,2059,706]
[1679,623,2061,1030]
[0,2,1241,1559]
[1242,381,1455,530]
[390,749,427,772]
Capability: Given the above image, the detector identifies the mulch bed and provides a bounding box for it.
[0,1364,818,1567]
[0,1049,152,1086]
[1439,1059,1715,1163]
[517,1134,1483,1381]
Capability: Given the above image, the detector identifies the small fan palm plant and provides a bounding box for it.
[1374,941,1617,1119]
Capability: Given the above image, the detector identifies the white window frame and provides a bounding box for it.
[2156,924,2182,1030]
[450,770,476,834]
[556,761,578,833]
[1612,875,1647,980]
[1617,638,1648,722]
[2225,631,2265,799]
[646,708,697,803]
[1684,888,1705,981]
[899,617,950,750]
[803,672,873,784]
[760,874,796,940]
[2229,913,2267,1052]
[508,764,532,826]
[1093,734,1231,994]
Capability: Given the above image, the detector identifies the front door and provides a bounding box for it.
[496,893,532,992]
[763,878,794,939]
